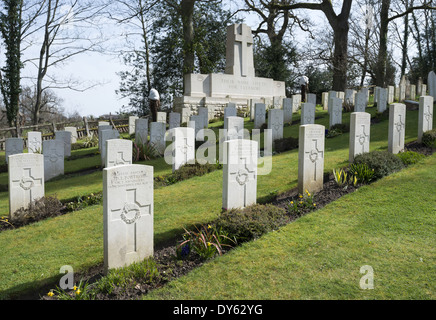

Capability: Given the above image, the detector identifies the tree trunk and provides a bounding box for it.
[400,0,410,78]
[180,0,195,75]
[332,21,350,91]
[376,0,391,87]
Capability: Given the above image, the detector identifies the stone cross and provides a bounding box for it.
[226,24,255,77]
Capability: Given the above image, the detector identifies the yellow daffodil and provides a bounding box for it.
[47,291,54,297]
[207,242,211,247]
[73,285,78,291]
[208,225,212,229]
[76,289,81,295]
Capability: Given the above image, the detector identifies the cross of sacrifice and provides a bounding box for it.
[233,24,253,77]
[305,139,324,181]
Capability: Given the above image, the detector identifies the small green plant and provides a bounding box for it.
[133,141,160,161]
[288,189,317,215]
[65,193,102,212]
[177,224,235,261]
[82,135,99,148]
[52,280,95,300]
[333,168,348,187]
[396,151,425,166]
[421,129,436,148]
[353,151,405,180]
[349,163,375,185]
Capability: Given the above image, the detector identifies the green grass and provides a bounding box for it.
[0,104,434,299]
[144,153,436,300]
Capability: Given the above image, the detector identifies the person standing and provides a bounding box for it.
[149,88,160,122]
[299,76,309,102]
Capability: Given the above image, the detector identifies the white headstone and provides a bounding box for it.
[418,96,434,143]
[329,97,342,128]
[337,91,345,103]
[129,116,139,135]
[189,115,205,141]
[55,131,72,158]
[292,94,301,112]
[150,122,166,154]
[224,103,237,119]
[27,132,42,154]
[222,139,258,210]
[198,107,209,129]
[220,116,245,163]
[283,98,293,123]
[169,112,181,130]
[157,112,167,124]
[135,119,149,146]
[103,164,153,274]
[422,84,427,96]
[5,138,24,164]
[64,127,78,144]
[106,139,133,168]
[298,124,325,195]
[354,92,367,113]
[349,112,371,163]
[43,139,64,181]
[8,153,44,218]
[268,109,284,142]
[181,108,191,124]
[207,106,216,121]
[388,103,406,154]
[399,77,406,102]
[410,85,416,100]
[171,127,196,172]
[250,99,263,121]
[301,103,315,125]
[254,103,266,129]
[322,92,329,110]
[428,71,436,100]
[388,86,395,104]
[101,129,121,166]
[273,96,284,109]
[377,88,388,113]
[394,87,400,102]
[307,93,316,106]
[98,125,112,150]
[345,89,356,105]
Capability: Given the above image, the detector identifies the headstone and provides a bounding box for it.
[8,153,44,218]
[170,127,196,172]
[27,132,42,154]
[328,95,341,115]
[64,127,78,144]
[399,76,406,101]
[55,131,72,158]
[388,103,406,154]
[377,88,388,113]
[298,124,325,195]
[418,96,434,143]
[301,103,315,125]
[273,96,284,109]
[103,164,154,274]
[254,103,266,129]
[98,125,112,150]
[135,119,148,146]
[329,98,342,128]
[373,87,380,104]
[150,122,166,154]
[219,116,245,163]
[169,112,181,130]
[43,139,64,181]
[345,89,356,105]
[101,129,121,166]
[188,115,205,141]
[428,71,436,100]
[129,116,139,135]
[207,106,216,121]
[354,92,367,113]
[410,84,416,100]
[422,84,427,95]
[360,88,369,103]
[388,86,395,104]
[5,138,24,164]
[198,107,208,129]
[181,108,191,124]
[157,112,167,124]
[224,103,237,119]
[283,98,293,123]
[322,92,329,110]
[394,87,400,102]
[249,99,262,121]
[417,78,423,96]
[222,139,258,210]
[268,109,284,142]
[307,93,316,106]
[99,121,110,127]
[337,91,345,103]
[349,112,371,163]
[292,94,301,112]
[106,139,133,168]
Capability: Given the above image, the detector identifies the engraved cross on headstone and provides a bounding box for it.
[12,168,43,204]
[305,139,324,181]
[357,124,369,153]
[229,155,256,207]
[395,115,405,147]
[424,105,432,127]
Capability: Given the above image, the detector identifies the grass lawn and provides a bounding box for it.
[0,104,434,299]
[144,152,436,300]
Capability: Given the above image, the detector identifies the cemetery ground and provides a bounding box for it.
[0,101,435,300]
